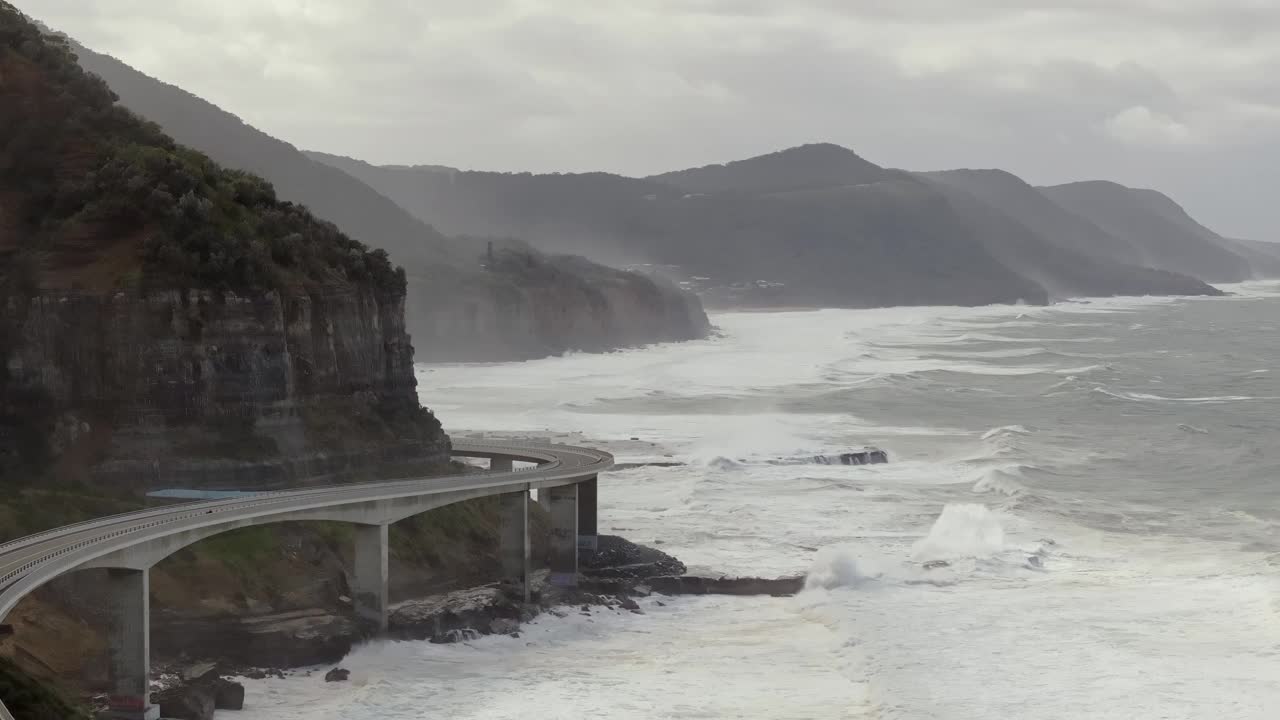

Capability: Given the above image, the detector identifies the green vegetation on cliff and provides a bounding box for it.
[0,2,402,296]
[0,658,90,720]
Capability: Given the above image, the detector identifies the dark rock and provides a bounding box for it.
[646,575,805,597]
[617,596,640,611]
[153,683,216,720]
[582,535,687,578]
[154,609,359,669]
[154,666,245,716]
[8,288,450,491]
[390,585,522,643]
[489,618,520,636]
[324,667,350,683]
[244,669,267,680]
[816,449,889,466]
[609,461,686,470]
[211,677,245,710]
[433,628,480,644]
[765,449,889,467]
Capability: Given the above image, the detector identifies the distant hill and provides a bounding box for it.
[71,44,710,359]
[922,169,1146,268]
[311,144,1229,307]
[307,151,673,268]
[920,173,1219,300]
[647,142,899,194]
[1039,181,1257,282]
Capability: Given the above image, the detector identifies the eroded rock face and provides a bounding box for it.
[153,683,215,720]
[153,609,359,669]
[408,254,712,362]
[388,585,523,643]
[0,288,449,488]
[582,535,687,579]
[645,576,805,597]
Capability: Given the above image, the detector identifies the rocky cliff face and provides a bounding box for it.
[411,251,711,362]
[1,285,448,489]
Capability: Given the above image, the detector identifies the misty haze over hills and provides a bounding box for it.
[310,143,1275,309]
[71,44,711,361]
[62,36,1280,322]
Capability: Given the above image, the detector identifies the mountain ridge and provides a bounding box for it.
[308,142,1241,307]
[71,43,711,361]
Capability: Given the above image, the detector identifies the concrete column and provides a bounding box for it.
[490,456,514,472]
[546,484,578,587]
[102,568,159,720]
[536,488,552,514]
[352,524,389,633]
[499,487,531,602]
[577,476,599,554]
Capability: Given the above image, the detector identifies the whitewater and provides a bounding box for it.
[238,282,1280,719]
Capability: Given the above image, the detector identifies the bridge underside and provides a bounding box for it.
[71,467,599,718]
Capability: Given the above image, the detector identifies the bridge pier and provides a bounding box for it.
[352,524,390,633]
[499,487,531,601]
[546,484,579,587]
[490,456,514,472]
[577,476,599,554]
[101,568,159,720]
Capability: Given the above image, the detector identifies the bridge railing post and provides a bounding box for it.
[547,484,579,587]
[352,524,390,633]
[500,486,531,602]
[102,568,159,720]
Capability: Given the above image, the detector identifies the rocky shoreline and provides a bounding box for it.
[147,535,802,718]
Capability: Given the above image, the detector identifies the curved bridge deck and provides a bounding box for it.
[0,440,612,720]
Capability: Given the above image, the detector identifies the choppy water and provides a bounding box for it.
[238,282,1280,719]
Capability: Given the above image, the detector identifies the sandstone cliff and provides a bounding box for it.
[2,286,447,490]
[0,6,450,490]
[412,249,711,362]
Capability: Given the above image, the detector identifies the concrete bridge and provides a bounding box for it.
[0,440,612,720]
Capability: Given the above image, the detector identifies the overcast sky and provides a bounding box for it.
[21,0,1280,239]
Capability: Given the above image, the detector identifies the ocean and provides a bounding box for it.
[238,281,1280,719]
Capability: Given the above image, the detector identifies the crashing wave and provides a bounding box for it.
[911,504,1006,562]
[972,467,1029,497]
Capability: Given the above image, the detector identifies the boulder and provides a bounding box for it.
[582,536,686,578]
[153,683,216,720]
[389,585,520,643]
[211,677,245,710]
[816,449,888,466]
[324,667,350,683]
[154,609,358,669]
[488,618,520,636]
